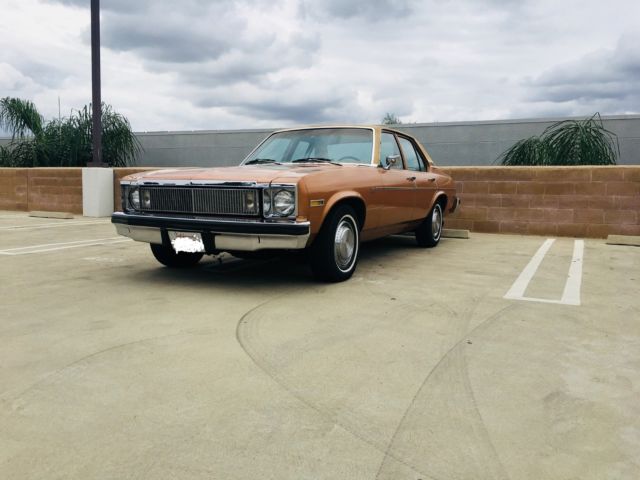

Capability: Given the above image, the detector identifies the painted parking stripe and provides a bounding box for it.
[504,238,584,306]
[0,220,107,231]
[504,238,556,299]
[0,237,131,256]
[560,240,584,305]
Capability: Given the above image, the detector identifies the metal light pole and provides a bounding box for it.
[89,0,102,167]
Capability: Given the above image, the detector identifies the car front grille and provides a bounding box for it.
[139,186,260,216]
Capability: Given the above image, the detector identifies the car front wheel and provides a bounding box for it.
[309,205,359,282]
[150,243,204,268]
[415,202,443,248]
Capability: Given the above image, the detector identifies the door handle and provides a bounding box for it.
[406,176,416,181]
[428,177,436,182]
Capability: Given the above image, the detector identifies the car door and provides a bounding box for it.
[377,131,417,226]
[397,135,437,220]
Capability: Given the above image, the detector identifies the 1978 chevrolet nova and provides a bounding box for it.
[112,126,459,281]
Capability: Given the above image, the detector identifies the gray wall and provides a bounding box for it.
[2,115,638,166]
[135,128,273,168]
[393,115,640,166]
[133,115,640,167]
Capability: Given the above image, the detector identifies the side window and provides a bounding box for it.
[398,137,424,172]
[380,132,403,169]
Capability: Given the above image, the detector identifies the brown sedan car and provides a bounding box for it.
[112,126,459,281]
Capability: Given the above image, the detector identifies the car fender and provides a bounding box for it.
[431,188,459,214]
[312,191,366,235]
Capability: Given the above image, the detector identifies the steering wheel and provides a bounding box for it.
[338,156,360,162]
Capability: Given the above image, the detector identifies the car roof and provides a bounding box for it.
[272,125,404,135]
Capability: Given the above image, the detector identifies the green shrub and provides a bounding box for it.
[498,113,619,166]
[0,97,141,167]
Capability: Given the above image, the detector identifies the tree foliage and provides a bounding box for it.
[498,113,619,166]
[382,112,402,125]
[0,97,141,167]
[0,97,44,139]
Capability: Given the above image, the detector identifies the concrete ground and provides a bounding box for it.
[0,212,638,480]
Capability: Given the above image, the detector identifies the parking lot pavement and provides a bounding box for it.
[1,212,638,479]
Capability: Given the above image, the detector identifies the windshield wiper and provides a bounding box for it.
[292,157,342,166]
[245,158,281,165]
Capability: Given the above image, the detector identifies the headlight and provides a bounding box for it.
[243,190,256,212]
[129,187,140,209]
[273,189,295,216]
[142,189,151,209]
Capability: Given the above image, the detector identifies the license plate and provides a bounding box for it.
[168,231,205,253]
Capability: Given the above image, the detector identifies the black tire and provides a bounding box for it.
[150,243,203,268]
[309,205,360,282]
[415,202,443,248]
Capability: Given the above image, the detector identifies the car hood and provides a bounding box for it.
[123,164,349,184]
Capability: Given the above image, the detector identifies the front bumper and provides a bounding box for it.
[111,212,310,252]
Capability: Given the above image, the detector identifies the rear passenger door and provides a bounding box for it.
[396,135,437,219]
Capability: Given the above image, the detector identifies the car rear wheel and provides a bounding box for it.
[415,202,443,248]
[150,243,204,268]
[309,205,359,282]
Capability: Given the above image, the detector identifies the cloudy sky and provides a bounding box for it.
[1,0,639,132]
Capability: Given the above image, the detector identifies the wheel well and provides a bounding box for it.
[329,197,366,230]
[435,194,448,211]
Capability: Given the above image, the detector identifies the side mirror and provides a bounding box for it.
[382,154,400,170]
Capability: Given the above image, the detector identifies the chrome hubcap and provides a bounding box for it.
[334,218,356,270]
[432,205,442,240]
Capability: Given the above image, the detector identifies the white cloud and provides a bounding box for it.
[1,0,639,132]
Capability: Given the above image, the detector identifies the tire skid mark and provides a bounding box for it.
[236,289,440,480]
[0,332,186,407]
[236,287,516,480]
[375,300,515,480]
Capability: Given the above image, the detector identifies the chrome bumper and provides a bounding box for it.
[112,212,310,252]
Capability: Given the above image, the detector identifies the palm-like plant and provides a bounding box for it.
[0,97,141,167]
[499,113,619,166]
[0,97,43,139]
[498,136,549,166]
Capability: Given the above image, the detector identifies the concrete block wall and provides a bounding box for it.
[443,166,640,237]
[0,169,28,211]
[1,166,638,238]
[0,168,82,213]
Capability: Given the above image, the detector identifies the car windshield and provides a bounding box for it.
[243,128,373,165]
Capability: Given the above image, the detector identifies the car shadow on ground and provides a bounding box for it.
[130,235,423,289]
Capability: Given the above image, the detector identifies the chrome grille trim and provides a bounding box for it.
[139,186,259,216]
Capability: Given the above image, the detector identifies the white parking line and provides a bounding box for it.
[561,240,584,305]
[504,238,584,306]
[0,237,131,256]
[0,220,107,231]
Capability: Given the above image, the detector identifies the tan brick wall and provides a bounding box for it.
[0,168,82,213]
[442,166,640,238]
[1,166,639,238]
[27,168,83,214]
[0,169,28,211]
